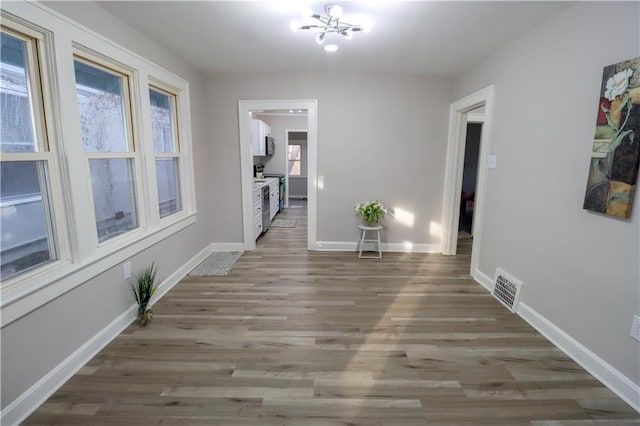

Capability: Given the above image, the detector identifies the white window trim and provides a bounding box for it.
[1,16,72,293]
[73,49,146,246]
[148,80,184,220]
[0,2,198,327]
[287,144,302,176]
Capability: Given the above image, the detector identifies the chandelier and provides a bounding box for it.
[290,5,369,52]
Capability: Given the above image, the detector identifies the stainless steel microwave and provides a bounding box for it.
[266,136,275,155]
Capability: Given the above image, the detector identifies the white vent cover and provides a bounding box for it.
[492,268,523,313]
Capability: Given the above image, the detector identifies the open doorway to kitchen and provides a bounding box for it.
[238,100,318,251]
[441,86,494,279]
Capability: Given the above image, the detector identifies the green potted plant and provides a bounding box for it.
[355,200,387,225]
[131,263,158,326]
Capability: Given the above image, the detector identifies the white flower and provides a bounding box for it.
[604,68,633,101]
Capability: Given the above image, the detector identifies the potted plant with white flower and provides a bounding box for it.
[355,200,387,225]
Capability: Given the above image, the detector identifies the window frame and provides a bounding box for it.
[0,5,198,327]
[0,18,70,289]
[287,143,302,176]
[149,81,182,220]
[73,51,144,245]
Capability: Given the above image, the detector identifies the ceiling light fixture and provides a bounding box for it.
[324,44,339,52]
[291,4,369,50]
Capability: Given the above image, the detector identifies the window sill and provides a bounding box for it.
[0,211,197,327]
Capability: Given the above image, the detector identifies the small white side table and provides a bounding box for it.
[357,224,383,259]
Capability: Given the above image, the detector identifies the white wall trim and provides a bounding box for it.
[467,112,486,123]
[1,306,137,426]
[440,85,495,281]
[0,243,214,426]
[209,243,245,252]
[472,268,494,292]
[471,270,640,414]
[518,303,640,413]
[315,241,440,253]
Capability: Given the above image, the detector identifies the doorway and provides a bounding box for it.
[441,86,494,278]
[238,100,318,251]
[285,130,308,208]
[459,118,483,239]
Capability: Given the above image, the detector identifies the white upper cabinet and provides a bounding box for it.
[251,119,271,157]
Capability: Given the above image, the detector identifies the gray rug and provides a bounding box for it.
[189,251,242,276]
[271,218,297,228]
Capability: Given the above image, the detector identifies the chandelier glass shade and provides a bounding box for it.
[291,4,368,48]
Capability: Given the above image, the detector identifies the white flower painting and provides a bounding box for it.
[584,57,640,218]
[604,68,633,101]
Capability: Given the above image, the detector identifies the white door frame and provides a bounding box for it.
[284,128,308,208]
[440,85,495,276]
[238,99,318,251]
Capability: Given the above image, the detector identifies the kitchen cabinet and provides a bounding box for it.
[253,186,263,238]
[269,179,279,220]
[251,119,271,157]
[253,178,279,239]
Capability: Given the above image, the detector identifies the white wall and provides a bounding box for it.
[0,1,212,415]
[453,1,640,393]
[207,73,451,247]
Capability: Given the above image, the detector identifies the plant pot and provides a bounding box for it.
[137,308,153,326]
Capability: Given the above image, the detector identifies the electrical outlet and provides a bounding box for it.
[123,261,132,280]
[631,315,640,342]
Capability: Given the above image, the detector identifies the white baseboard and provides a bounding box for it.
[471,269,639,414]
[209,242,245,252]
[314,241,440,253]
[1,243,215,426]
[0,306,136,426]
[517,303,640,413]
[150,244,215,305]
[472,269,493,291]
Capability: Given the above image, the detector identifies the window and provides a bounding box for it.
[1,27,57,281]
[288,144,301,176]
[74,56,138,243]
[149,86,181,218]
[0,5,197,324]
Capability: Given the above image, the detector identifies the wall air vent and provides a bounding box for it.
[492,268,523,313]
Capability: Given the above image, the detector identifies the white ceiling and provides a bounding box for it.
[96,1,573,76]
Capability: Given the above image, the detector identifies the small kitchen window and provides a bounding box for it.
[288,144,301,176]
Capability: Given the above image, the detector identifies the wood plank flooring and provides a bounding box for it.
[24,200,639,425]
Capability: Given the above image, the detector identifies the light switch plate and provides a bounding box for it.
[631,315,640,342]
[123,261,132,280]
[487,155,497,169]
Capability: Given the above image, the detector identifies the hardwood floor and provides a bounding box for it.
[25,203,639,425]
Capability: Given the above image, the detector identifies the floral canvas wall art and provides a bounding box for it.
[584,57,640,218]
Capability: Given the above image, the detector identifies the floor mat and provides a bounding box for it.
[188,251,242,276]
[271,218,297,228]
